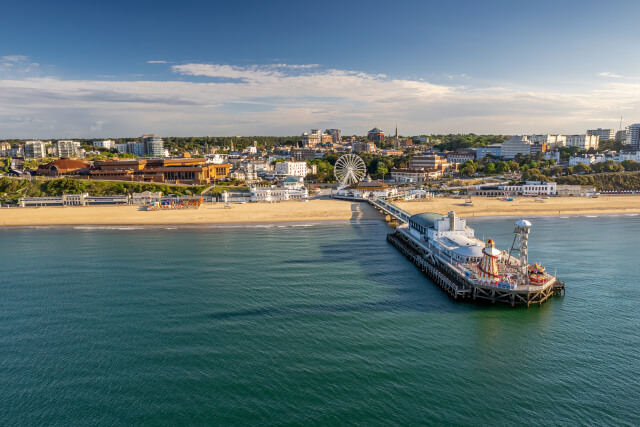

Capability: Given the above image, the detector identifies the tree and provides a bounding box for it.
[495,161,508,174]
[573,163,592,174]
[375,162,388,179]
[484,163,495,175]
[621,160,640,171]
[460,164,476,176]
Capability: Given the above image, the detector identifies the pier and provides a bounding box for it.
[371,198,565,307]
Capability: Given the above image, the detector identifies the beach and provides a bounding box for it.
[395,194,640,217]
[2,195,640,226]
[0,199,380,226]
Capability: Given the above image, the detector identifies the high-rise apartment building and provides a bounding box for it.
[587,128,615,141]
[529,134,566,147]
[141,134,164,157]
[93,140,115,149]
[616,129,629,143]
[501,136,532,159]
[275,161,309,177]
[301,129,332,147]
[55,140,82,157]
[325,129,342,144]
[0,141,11,156]
[566,134,599,150]
[629,124,640,150]
[24,140,46,158]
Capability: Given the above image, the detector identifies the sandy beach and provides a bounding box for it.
[2,195,640,226]
[0,199,380,226]
[395,194,640,218]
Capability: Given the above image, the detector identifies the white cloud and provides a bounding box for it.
[147,60,171,64]
[1,62,640,138]
[272,63,319,69]
[0,55,40,75]
[171,63,283,82]
[598,72,623,78]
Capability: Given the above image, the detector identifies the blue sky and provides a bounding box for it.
[2,0,640,138]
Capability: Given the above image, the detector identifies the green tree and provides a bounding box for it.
[621,160,640,171]
[484,163,495,175]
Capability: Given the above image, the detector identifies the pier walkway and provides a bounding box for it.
[368,198,411,223]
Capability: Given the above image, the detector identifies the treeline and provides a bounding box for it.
[164,136,300,152]
[0,178,208,203]
[555,172,640,191]
[433,134,506,151]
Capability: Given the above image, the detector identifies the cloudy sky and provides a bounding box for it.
[2,0,640,138]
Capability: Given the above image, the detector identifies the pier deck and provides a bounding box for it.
[388,229,563,307]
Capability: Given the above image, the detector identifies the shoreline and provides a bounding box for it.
[1,195,640,227]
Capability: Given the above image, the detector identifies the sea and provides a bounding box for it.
[1,216,639,426]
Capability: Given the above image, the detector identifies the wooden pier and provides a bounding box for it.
[387,230,564,307]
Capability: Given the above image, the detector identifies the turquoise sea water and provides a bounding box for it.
[1,217,639,426]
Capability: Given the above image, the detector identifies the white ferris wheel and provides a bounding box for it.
[334,154,367,188]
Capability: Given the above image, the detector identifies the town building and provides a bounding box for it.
[529,134,566,147]
[0,141,11,156]
[352,141,375,153]
[530,143,548,155]
[446,151,475,164]
[410,154,449,171]
[275,161,309,177]
[470,181,556,196]
[54,140,82,158]
[587,128,615,141]
[566,134,599,150]
[556,184,596,196]
[616,129,629,143]
[543,151,561,163]
[335,178,398,199]
[301,129,332,147]
[19,192,160,207]
[325,129,342,144]
[292,148,317,161]
[501,136,531,159]
[93,140,115,149]
[141,134,164,157]
[367,127,385,142]
[90,158,231,184]
[24,140,46,158]
[249,186,308,202]
[205,153,229,164]
[9,145,23,157]
[569,154,600,166]
[34,159,91,176]
[476,144,502,158]
[391,168,442,182]
[629,124,640,151]
[381,150,403,156]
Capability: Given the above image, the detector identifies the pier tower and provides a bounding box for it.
[478,239,501,284]
[509,219,532,282]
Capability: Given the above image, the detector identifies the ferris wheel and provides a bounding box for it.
[334,154,367,188]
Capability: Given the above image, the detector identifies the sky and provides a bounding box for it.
[2,0,640,138]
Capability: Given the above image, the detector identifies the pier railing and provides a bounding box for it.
[369,198,411,223]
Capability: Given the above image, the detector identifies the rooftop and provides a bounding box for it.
[410,212,444,230]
